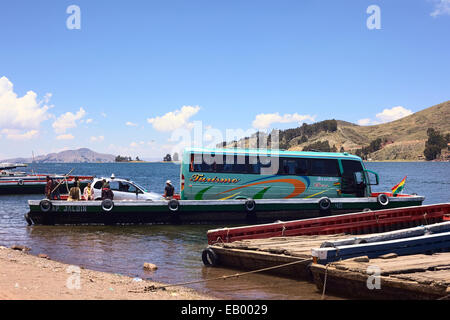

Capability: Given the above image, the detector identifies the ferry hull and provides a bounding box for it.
[27,195,425,225]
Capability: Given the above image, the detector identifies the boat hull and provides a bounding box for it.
[0,176,92,195]
[27,195,425,225]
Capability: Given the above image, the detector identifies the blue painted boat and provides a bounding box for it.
[312,221,450,264]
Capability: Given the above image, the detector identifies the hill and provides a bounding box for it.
[2,148,116,163]
[225,100,450,160]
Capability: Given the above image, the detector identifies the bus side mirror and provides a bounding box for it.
[365,170,379,186]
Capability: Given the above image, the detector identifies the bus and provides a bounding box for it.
[180,147,379,201]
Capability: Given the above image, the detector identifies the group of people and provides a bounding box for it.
[45,177,175,201]
[45,177,114,202]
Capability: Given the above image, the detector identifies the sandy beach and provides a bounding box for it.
[0,246,214,300]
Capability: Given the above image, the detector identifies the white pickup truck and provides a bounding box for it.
[91,176,163,201]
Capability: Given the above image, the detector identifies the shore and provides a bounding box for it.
[0,246,214,300]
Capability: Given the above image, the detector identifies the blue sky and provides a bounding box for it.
[0,0,449,160]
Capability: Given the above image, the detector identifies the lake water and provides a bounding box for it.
[0,162,448,299]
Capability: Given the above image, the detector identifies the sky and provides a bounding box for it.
[0,0,449,160]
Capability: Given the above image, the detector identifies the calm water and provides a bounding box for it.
[0,162,448,299]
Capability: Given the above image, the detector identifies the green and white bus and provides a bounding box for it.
[180,147,379,201]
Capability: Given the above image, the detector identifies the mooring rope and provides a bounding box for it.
[133,257,313,293]
[321,264,330,300]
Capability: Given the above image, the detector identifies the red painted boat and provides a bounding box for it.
[207,203,450,245]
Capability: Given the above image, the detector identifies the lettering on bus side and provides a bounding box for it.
[190,174,240,184]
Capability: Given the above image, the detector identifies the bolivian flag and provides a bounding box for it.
[392,176,407,196]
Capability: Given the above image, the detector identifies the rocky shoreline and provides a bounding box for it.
[0,246,214,300]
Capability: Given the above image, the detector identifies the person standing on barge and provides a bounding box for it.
[164,180,174,200]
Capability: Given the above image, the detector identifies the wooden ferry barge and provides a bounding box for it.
[26,193,424,226]
[26,148,425,225]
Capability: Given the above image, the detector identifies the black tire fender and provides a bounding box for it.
[39,200,52,213]
[202,247,219,267]
[377,194,389,206]
[244,199,256,213]
[318,197,331,211]
[101,199,114,212]
[168,199,180,213]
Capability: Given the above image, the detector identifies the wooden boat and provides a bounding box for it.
[206,203,450,244]
[0,164,93,195]
[311,220,450,264]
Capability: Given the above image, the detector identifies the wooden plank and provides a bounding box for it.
[309,256,450,299]
[331,253,450,275]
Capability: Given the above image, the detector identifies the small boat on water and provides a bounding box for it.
[25,148,426,226]
[0,163,93,195]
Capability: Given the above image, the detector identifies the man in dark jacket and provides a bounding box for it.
[164,180,174,200]
[101,181,114,200]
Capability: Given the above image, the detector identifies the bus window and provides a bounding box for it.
[310,159,340,177]
[295,158,309,175]
[234,155,247,173]
[280,158,297,175]
[341,160,364,176]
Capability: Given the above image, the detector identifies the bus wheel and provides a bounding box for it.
[39,200,52,213]
[202,247,219,267]
[377,194,389,206]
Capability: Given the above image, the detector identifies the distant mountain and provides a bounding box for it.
[224,100,450,161]
[2,148,116,163]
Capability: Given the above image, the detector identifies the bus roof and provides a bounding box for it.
[184,147,362,161]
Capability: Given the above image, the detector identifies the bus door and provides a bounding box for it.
[340,159,368,197]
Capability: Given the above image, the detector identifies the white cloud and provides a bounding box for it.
[126,121,138,127]
[101,112,107,118]
[1,129,39,140]
[357,118,379,126]
[375,106,413,123]
[358,106,413,126]
[252,112,316,130]
[85,118,93,124]
[90,135,104,142]
[56,134,75,140]
[431,0,450,17]
[52,108,86,134]
[0,76,51,136]
[147,105,200,132]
